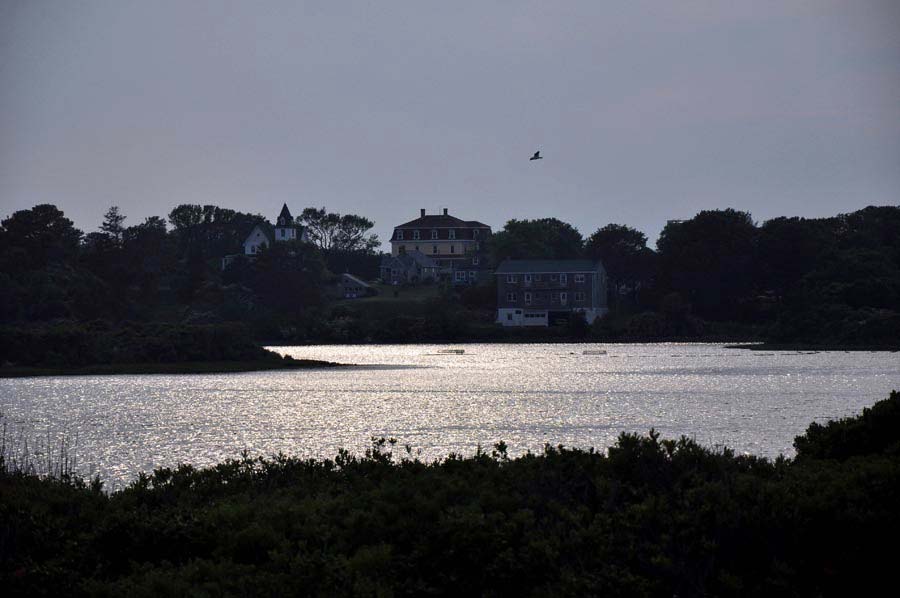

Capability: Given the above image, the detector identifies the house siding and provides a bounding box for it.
[495,261,608,326]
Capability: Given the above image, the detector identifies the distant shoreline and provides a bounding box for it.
[725,343,900,352]
[264,338,898,351]
[0,358,344,378]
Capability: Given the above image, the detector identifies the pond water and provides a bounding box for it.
[2,343,898,488]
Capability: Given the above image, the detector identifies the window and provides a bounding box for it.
[473,229,480,238]
[506,292,517,302]
[450,245,455,254]
[455,271,466,282]
[560,292,568,305]
[560,273,568,285]
[550,274,558,281]
[396,230,404,240]
[506,274,518,283]
[575,291,586,302]
[449,229,456,239]
[415,245,419,251]
[524,292,532,305]
[507,313,513,321]
[533,274,541,281]
[574,274,585,283]
[433,246,438,254]
[524,274,532,283]
[431,230,438,239]
[472,256,479,265]
[280,229,285,238]
[413,230,420,240]
[399,245,405,252]
[469,271,476,279]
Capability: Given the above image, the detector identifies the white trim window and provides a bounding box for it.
[550,274,558,281]
[455,271,466,282]
[574,274,585,283]
[560,273,568,285]
[473,229,480,238]
[472,256,479,265]
[524,274,532,284]
[449,229,456,239]
[431,230,438,239]
[506,292,517,302]
[469,270,476,279]
[450,245,455,254]
[524,292,532,305]
[413,230,421,240]
[433,245,438,254]
[396,230,404,240]
[506,274,518,283]
[575,291,586,302]
[560,292,568,305]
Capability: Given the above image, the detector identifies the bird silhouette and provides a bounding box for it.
[530,151,543,161]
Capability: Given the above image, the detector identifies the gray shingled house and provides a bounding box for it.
[380,250,439,284]
[495,259,609,326]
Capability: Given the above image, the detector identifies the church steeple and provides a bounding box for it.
[276,203,293,226]
[274,203,297,242]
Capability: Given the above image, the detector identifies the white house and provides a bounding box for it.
[222,204,310,269]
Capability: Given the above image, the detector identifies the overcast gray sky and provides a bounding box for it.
[2,1,898,246]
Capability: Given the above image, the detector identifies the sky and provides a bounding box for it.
[1,0,898,247]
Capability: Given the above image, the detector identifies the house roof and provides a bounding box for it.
[395,214,491,229]
[381,250,439,269]
[341,273,371,287]
[277,203,293,223]
[245,222,274,244]
[495,259,603,274]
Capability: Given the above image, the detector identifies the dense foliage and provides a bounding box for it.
[0,322,279,368]
[1,202,898,351]
[2,392,898,596]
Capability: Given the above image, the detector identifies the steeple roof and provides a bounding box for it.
[276,203,294,227]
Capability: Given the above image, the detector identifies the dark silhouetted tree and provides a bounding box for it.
[489,218,583,262]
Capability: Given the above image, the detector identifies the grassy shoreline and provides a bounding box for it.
[0,358,344,378]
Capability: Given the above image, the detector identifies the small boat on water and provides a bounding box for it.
[583,349,607,355]
[437,349,465,355]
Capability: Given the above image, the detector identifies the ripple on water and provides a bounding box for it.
[1,343,898,487]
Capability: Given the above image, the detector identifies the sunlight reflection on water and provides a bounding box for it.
[2,343,898,488]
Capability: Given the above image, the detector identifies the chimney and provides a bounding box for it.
[420,208,426,217]
[443,208,448,216]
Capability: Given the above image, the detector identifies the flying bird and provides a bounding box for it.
[529,150,543,161]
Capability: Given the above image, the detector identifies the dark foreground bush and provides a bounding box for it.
[2,393,899,597]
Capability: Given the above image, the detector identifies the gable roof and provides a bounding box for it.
[381,250,439,269]
[495,259,603,274]
[245,222,274,245]
[341,273,371,287]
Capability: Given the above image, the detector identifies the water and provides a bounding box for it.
[1,343,897,488]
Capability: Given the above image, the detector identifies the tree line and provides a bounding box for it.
[1,202,898,347]
[488,207,900,345]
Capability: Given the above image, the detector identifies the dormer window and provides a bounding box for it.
[413,230,420,240]
[449,229,456,240]
[397,230,404,240]
[473,229,479,238]
[431,230,438,240]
